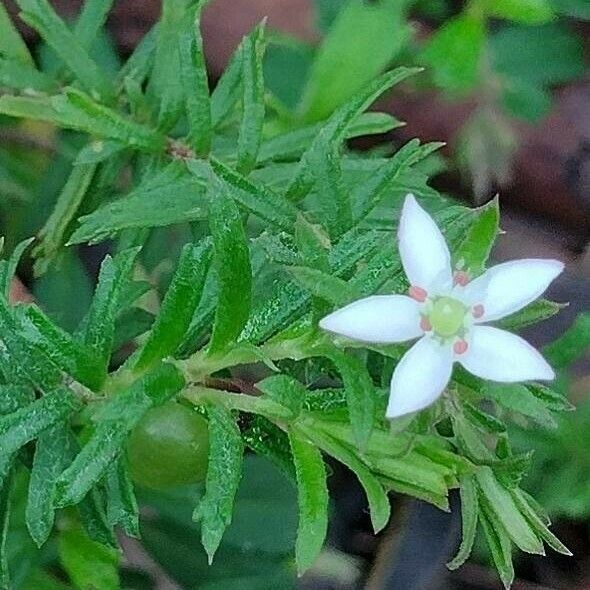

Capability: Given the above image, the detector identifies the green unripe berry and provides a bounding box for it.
[127,401,209,490]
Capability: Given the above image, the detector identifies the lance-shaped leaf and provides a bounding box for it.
[208,183,252,353]
[289,430,329,575]
[0,237,34,298]
[286,67,421,201]
[70,163,207,245]
[475,467,544,555]
[205,157,299,232]
[147,0,193,130]
[0,2,33,65]
[298,423,390,533]
[179,2,211,156]
[104,458,139,538]
[194,405,244,563]
[14,0,114,101]
[499,299,564,330]
[0,388,81,458]
[26,421,78,547]
[33,160,97,276]
[0,90,166,152]
[325,347,377,449]
[134,239,212,371]
[80,247,141,382]
[117,24,157,86]
[237,21,266,174]
[55,364,185,507]
[74,0,115,50]
[257,374,305,418]
[447,475,479,570]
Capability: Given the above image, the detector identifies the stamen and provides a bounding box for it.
[420,316,432,332]
[453,340,468,355]
[472,304,485,319]
[409,286,428,302]
[453,271,470,286]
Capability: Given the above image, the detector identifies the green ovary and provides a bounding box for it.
[429,297,467,338]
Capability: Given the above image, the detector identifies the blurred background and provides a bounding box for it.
[1,0,589,588]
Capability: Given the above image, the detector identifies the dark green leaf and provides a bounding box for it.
[0,237,34,299]
[498,299,564,330]
[543,312,590,370]
[0,2,33,65]
[257,374,305,418]
[237,22,266,173]
[208,186,252,352]
[104,457,139,538]
[15,0,114,101]
[289,430,329,575]
[179,2,212,156]
[194,405,244,563]
[287,266,357,306]
[74,0,115,50]
[135,239,212,371]
[447,475,478,570]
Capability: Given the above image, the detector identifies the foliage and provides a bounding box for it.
[0,1,583,589]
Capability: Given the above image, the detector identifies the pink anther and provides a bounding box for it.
[453,340,468,355]
[409,286,428,302]
[472,304,485,319]
[453,271,470,286]
[420,316,432,332]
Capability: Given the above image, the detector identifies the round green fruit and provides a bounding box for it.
[127,402,209,490]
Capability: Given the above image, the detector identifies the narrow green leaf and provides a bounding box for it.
[0,237,34,298]
[485,383,557,429]
[207,186,252,352]
[0,388,81,457]
[289,430,329,575]
[55,364,184,507]
[117,24,157,86]
[476,467,544,555]
[70,164,207,245]
[258,112,403,165]
[26,421,78,547]
[210,31,245,128]
[237,21,266,173]
[526,382,573,412]
[179,3,212,156]
[0,91,166,152]
[298,423,390,533]
[194,405,244,563]
[498,299,564,330]
[0,2,33,65]
[447,475,478,570]
[81,247,141,380]
[326,348,376,449]
[135,239,212,371]
[74,0,115,50]
[58,526,120,590]
[511,489,571,555]
[33,161,97,276]
[147,0,193,130]
[312,145,352,238]
[453,197,499,276]
[77,488,117,547]
[104,458,139,538]
[206,157,299,232]
[22,305,103,390]
[287,67,421,201]
[15,0,114,101]
[478,494,515,589]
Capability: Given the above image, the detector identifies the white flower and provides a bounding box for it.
[320,194,563,419]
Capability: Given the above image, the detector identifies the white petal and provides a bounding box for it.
[319,295,422,344]
[398,194,452,291]
[464,259,564,322]
[386,337,453,419]
[460,326,555,382]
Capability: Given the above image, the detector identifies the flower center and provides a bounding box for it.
[428,296,467,338]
